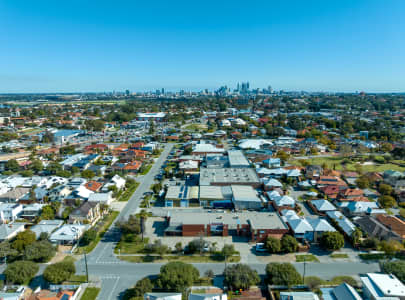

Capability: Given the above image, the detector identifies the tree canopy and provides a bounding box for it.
[266,263,302,286]
[320,232,345,251]
[4,260,39,284]
[43,260,76,284]
[224,264,260,291]
[156,262,199,292]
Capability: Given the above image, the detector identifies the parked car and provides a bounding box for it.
[255,243,266,252]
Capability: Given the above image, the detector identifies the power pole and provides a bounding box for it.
[303,256,306,285]
[84,252,89,283]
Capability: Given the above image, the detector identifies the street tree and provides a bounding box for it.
[43,260,76,284]
[156,262,199,292]
[265,262,302,286]
[4,261,39,284]
[224,264,260,291]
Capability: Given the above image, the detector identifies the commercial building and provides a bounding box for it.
[231,185,262,210]
[164,211,288,242]
[199,168,260,188]
[165,185,199,207]
[228,150,250,168]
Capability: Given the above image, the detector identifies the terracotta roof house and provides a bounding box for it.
[319,185,341,200]
[376,214,405,239]
[317,176,347,187]
[338,188,364,201]
[85,180,103,192]
[123,160,142,172]
[84,143,108,153]
[27,289,75,300]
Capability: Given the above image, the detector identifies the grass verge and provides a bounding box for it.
[119,182,139,202]
[330,253,349,259]
[117,254,241,263]
[295,254,319,262]
[140,164,152,175]
[75,211,119,254]
[80,287,100,300]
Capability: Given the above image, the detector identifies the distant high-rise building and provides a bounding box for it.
[161,88,165,95]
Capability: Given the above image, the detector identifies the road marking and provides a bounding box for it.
[107,276,120,300]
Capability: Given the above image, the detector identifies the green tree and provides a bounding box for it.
[12,230,36,252]
[265,263,302,286]
[381,261,405,282]
[123,277,153,300]
[0,241,18,261]
[4,261,39,284]
[40,205,55,220]
[5,159,19,172]
[281,235,298,253]
[379,239,403,255]
[378,183,393,195]
[320,232,345,251]
[265,236,281,253]
[355,176,370,189]
[221,244,236,266]
[29,159,44,173]
[156,262,199,292]
[117,215,141,235]
[224,264,260,291]
[81,170,95,179]
[81,229,97,246]
[24,241,56,262]
[43,260,76,284]
[379,195,396,208]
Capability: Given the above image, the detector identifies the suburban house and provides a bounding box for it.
[69,201,101,225]
[49,224,89,245]
[0,222,26,241]
[0,203,23,223]
[360,273,405,300]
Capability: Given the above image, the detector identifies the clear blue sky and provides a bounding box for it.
[1,0,404,93]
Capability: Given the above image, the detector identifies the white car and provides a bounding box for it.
[255,243,267,252]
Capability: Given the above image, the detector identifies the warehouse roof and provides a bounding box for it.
[228,150,250,167]
[199,168,259,186]
[168,211,288,230]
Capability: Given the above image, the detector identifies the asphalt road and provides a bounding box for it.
[78,143,174,299]
[72,143,381,299]
[75,261,380,299]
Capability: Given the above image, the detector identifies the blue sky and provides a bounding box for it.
[0,0,404,93]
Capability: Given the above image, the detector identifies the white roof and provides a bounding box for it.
[50,224,88,242]
[306,218,336,232]
[287,169,301,177]
[289,218,313,234]
[267,190,281,201]
[274,195,295,207]
[361,273,405,298]
[311,199,336,211]
[263,178,283,188]
[238,139,272,150]
[326,211,356,236]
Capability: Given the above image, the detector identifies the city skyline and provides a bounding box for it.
[1,0,405,93]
